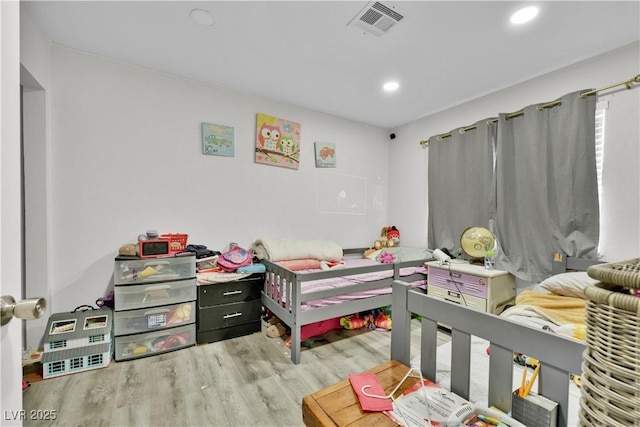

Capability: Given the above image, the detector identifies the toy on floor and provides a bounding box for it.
[96,291,114,309]
[267,323,287,338]
[340,313,374,330]
[373,312,392,330]
[284,336,317,349]
[265,315,287,338]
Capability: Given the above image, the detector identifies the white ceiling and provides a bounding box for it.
[23,1,640,129]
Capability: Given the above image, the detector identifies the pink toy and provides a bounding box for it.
[379,251,395,263]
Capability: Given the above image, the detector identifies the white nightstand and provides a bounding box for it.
[426,261,515,314]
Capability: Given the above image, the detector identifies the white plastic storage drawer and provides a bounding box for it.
[114,324,195,361]
[114,255,195,285]
[428,266,488,298]
[114,278,196,311]
[113,301,196,335]
[428,285,487,312]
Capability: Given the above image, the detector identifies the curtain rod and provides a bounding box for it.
[419,73,640,147]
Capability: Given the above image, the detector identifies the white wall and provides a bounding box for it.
[390,42,640,264]
[48,46,392,315]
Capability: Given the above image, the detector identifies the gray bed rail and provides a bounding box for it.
[391,280,585,427]
[261,248,429,364]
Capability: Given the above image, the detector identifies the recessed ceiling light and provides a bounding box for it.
[383,81,399,92]
[510,6,539,25]
[190,9,214,27]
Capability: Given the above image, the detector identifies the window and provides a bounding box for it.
[69,357,84,370]
[47,361,65,375]
[87,354,104,366]
[50,319,76,334]
[89,334,105,343]
[48,340,67,350]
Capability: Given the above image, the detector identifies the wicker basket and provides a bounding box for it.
[587,258,640,290]
[578,282,640,427]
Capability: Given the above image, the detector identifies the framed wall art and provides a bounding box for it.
[314,142,336,168]
[202,122,234,157]
[255,113,301,169]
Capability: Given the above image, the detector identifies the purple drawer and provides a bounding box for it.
[428,266,488,299]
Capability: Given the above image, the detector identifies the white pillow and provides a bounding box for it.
[538,271,600,299]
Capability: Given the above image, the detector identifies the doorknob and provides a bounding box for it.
[1,295,46,326]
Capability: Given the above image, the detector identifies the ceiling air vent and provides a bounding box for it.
[348,2,405,37]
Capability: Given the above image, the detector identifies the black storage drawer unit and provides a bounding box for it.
[198,299,262,331]
[197,273,264,344]
[198,275,262,306]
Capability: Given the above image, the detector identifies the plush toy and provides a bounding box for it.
[374,228,392,249]
[363,247,377,257]
[340,313,373,330]
[266,323,286,338]
[373,312,392,330]
[378,251,395,263]
[118,243,138,257]
[364,226,401,257]
[386,226,400,246]
[266,315,287,338]
[373,226,397,250]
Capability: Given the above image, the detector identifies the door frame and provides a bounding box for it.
[1,1,26,423]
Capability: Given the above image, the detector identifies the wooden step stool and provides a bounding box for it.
[301,360,419,427]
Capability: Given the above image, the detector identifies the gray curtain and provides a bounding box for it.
[428,119,496,252]
[492,90,599,282]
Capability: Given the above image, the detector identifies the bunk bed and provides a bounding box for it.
[390,254,604,427]
[260,247,431,364]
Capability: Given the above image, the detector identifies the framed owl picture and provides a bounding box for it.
[255,113,301,170]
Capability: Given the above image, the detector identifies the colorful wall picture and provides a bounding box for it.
[255,113,301,169]
[202,122,234,157]
[314,142,336,168]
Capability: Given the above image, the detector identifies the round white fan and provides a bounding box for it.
[460,226,495,260]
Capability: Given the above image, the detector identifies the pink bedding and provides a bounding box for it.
[274,258,322,270]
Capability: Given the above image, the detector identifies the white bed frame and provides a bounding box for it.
[391,254,603,427]
[261,248,430,364]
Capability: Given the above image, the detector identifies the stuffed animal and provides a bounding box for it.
[364,226,401,257]
[373,312,392,330]
[386,226,400,246]
[340,313,373,330]
[378,251,395,263]
[118,243,138,257]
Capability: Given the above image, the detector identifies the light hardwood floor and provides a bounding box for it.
[23,319,450,427]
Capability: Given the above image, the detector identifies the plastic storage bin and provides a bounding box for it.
[114,323,195,361]
[113,278,196,311]
[114,255,196,285]
[113,301,195,335]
